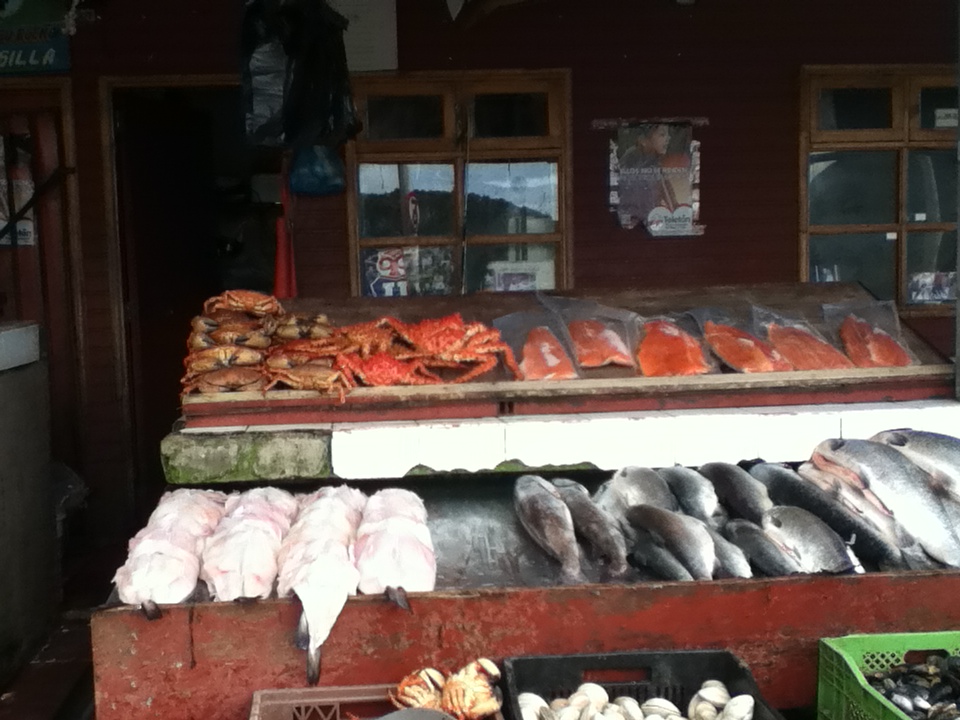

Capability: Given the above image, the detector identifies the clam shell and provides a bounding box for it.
[701,681,728,693]
[721,696,755,720]
[697,687,730,709]
[614,697,644,720]
[559,706,583,720]
[552,700,572,712]
[520,694,550,711]
[569,694,593,711]
[642,700,681,718]
[578,684,610,711]
[579,707,598,720]
[523,709,541,720]
[541,709,559,720]
[694,702,718,720]
[603,707,626,720]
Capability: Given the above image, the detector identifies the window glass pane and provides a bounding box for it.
[365,95,444,140]
[359,245,455,297]
[919,86,958,130]
[809,233,895,301]
[358,163,454,238]
[808,151,896,225]
[905,231,957,304]
[818,87,892,130]
[463,243,556,293]
[465,162,558,235]
[473,93,549,138]
[908,150,957,223]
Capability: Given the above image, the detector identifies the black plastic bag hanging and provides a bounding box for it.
[241,0,361,149]
[241,0,287,147]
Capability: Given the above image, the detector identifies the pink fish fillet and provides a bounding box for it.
[199,487,300,601]
[355,489,437,596]
[276,485,368,684]
[113,489,227,607]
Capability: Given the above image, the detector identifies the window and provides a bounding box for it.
[346,69,572,298]
[800,65,958,313]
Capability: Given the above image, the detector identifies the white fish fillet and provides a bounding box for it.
[200,487,299,601]
[355,489,436,595]
[113,489,227,606]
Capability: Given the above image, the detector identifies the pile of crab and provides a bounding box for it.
[181,290,522,399]
[390,658,504,720]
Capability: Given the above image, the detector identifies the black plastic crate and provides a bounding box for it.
[502,650,784,720]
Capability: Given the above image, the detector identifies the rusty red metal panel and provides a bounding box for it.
[92,572,960,720]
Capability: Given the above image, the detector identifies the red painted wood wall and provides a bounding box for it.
[66,0,956,537]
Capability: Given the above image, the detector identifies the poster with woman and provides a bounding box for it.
[609,121,703,236]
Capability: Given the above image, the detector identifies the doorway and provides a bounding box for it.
[109,80,281,518]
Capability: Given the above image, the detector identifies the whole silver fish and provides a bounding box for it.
[593,466,677,543]
[723,519,802,577]
[811,438,960,567]
[871,429,960,499]
[552,478,629,577]
[751,461,906,570]
[698,462,773,523]
[625,505,715,580]
[705,526,752,579]
[761,506,857,574]
[631,528,694,581]
[514,475,583,583]
[657,465,720,523]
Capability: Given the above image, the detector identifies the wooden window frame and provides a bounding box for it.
[800,64,957,318]
[346,68,573,297]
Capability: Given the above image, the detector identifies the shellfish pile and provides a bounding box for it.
[866,655,960,720]
[517,680,754,720]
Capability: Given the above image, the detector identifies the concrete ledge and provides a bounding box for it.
[160,430,331,484]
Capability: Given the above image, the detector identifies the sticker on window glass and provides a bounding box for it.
[935,108,958,128]
[915,213,928,221]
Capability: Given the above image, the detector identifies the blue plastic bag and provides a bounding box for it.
[289,145,346,196]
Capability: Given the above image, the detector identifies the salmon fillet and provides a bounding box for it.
[767,323,855,371]
[637,320,710,376]
[703,321,794,373]
[567,319,633,368]
[839,315,912,368]
[520,326,578,380]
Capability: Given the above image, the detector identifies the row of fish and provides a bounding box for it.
[112,485,436,683]
[513,428,960,582]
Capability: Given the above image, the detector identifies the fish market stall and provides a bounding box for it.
[92,283,960,720]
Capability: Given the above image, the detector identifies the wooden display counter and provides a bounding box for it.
[182,283,955,428]
[91,571,960,720]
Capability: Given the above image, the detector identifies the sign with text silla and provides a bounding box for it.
[0,0,70,75]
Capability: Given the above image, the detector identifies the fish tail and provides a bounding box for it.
[384,586,412,612]
[295,611,310,651]
[141,600,162,621]
[306,645,321,685]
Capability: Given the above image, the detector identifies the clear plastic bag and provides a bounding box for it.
[537,295,638,370]
[750,305,854,371]
[686,306,793,373]
[493,309,580,381]
[821,300,918,368]
[635,313,717,377]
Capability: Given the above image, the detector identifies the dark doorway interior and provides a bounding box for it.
[112,85,281,522]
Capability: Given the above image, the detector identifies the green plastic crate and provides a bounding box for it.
[818,631,960,720]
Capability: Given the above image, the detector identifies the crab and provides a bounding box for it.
[187,331,216,351]
[273,313,334,341]
[379,314,522,383]
[390,667,447,711]
[440,658,503,720]
[202,290,284,318]
[335,352,443,386]
[181,367,266,395]
[264,362,354,401]
[183,345,266,375]
[208,327,273,349]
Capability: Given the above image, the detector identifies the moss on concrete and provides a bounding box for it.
[161,430,331,484]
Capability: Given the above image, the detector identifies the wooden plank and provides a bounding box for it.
[91,571,960,720]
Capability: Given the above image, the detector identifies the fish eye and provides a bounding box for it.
[887,433,907,447]
[770,517,783,528]
[828,438,845,451]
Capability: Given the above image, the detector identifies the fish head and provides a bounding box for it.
[552,478,589,495]
[759,509,805,565]
[810,438,870,490]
